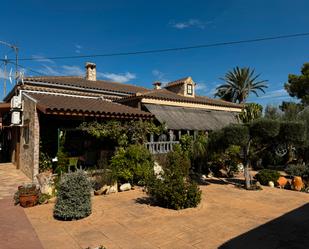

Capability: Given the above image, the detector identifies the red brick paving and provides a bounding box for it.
[0,198,43,249]
[0,163,42,249]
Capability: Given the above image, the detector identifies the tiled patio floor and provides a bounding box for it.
[25,183,309,249]
[0,163,31,199]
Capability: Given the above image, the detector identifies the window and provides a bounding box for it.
[187,84,193,95]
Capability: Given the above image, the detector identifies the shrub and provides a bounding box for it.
[260,150,284,167]
[38,193,51,205]
[285,164,309,177]
[146,148,201,210]
[278,121,306,145]
[54,171,92,220]
[255,169,280,186]
[250,119,280,141]
[110,144,154,185]
[39,150,52,173]
[222,124,249,147]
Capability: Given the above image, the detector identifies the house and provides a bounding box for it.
[0,62,242,180]
[117,76,243,141]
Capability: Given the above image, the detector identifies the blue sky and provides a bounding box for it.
[1,0,309,106]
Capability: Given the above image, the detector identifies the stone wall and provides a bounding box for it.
[19,95,40,180]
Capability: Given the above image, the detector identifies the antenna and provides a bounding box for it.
[0,40,19,97]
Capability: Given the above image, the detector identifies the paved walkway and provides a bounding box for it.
[25,183,309,249]
[0,163,43,249]
[0,163,30,199]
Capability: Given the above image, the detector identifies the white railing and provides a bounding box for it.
[145,141,179,154]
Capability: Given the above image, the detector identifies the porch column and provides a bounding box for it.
[194,130,198,139]
[169,130,174,141]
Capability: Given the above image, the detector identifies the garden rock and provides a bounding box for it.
[36,172,53,195]
[218,169,229,178]
[277,176,288,189]
[293,176,304,191]
[94,185,109,195]
[106,182,118,194]
[119,183,131,192]
[268,181,274,188]
[256,181,262,188]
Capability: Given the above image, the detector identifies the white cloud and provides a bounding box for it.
[31,55,55,64]
[259,89,289,99]
[38,65,61,76]
[209,83,221,96]
[152,69,169,84]
[170,19,210,29]
[61,65,84,76]
[38,65,83,76]
[97,72,136,83]
[36,63,136,83]
[195,83,207,93]
[75,44,82,54]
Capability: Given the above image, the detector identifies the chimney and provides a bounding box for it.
[153,81,162,90]
[85,62,96,81]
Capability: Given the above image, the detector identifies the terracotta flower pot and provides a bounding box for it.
[293,176,304,191]
[19,193,39,208]
[277,176,288,188]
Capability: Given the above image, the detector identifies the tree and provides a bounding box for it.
[284,62,309,105]
[211,120,280,189]
[80,120,164,147]
[264,105,282,120]
[237,103,263,123]
[280,101,303,121]
[215,67,268,103]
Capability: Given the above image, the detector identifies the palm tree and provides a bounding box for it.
[215,67,268,103]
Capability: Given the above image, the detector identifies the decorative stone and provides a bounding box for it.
[36,172,54,195]
[94,185,109,195]
[119,183,131,192]
[106,182,118,195]
[277,176,288,189]
[256,181,262,188]
[207,172,213,178]
[268,181,274,188]
[293,176,304,191]
[218,169,228,178]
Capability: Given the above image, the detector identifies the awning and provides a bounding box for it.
[144,104,239,130]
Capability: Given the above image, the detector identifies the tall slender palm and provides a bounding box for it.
[215,67,268,103]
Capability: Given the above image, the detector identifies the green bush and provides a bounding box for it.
[222,124,250,147]
[250,119,280,141]
[146,148,201,210]
[110,144,154,185]
[255,169,280,186]
[285,164,309,177]
[260,150,284,167]
[54,171,92,220]
[278,121,306,145]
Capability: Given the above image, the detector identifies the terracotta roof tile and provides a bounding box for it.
[165,77,193,88]
[117,89,243,109]
[24,76,148,95]
[27,92,153,119]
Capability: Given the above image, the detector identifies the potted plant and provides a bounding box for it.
[14,183,39,208]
